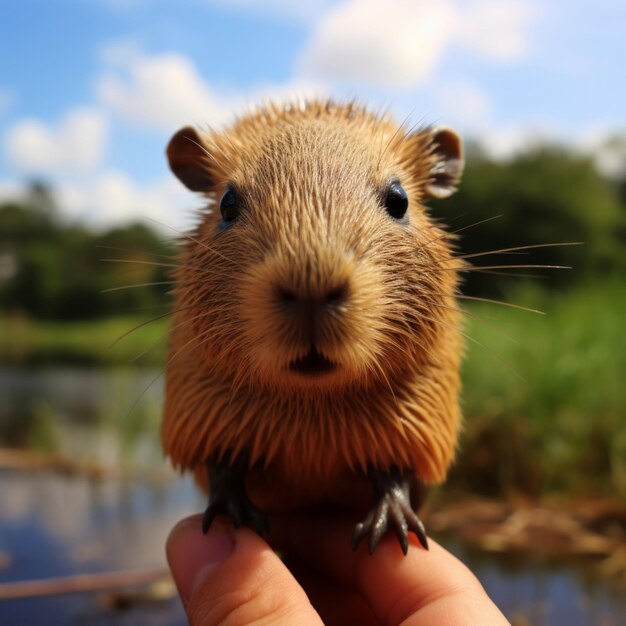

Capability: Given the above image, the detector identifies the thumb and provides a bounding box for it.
[166,515,323,626]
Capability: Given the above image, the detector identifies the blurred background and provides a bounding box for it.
[0,1,624,624]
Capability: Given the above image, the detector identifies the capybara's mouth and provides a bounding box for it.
[289,348,338,376]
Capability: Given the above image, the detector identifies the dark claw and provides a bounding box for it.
[389,499,409,554]
[227,500,243,528]
[369,501,389,555]
[202,451,269,537]
[353,464,429,555]
[352,524,366,551]
[202,506,217,534]
[407,511,428,550]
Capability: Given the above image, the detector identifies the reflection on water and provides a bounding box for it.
[451,541,625,625]
[1,369,625,625]
[0,470,200,625]
[0,368,164,464]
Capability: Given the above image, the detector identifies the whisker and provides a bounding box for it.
[419,214,503,251]
[449,214,504,236]
[426,287,545,315]
[437,264,572,272]
[117,303,173,312]
[100,258,180,269]
[457,241,583,261]
[123,324,215,420]
[129,310,213,363]
[145,217,236,266]
[102,281,175,293]
[110,304,198,348]
[100,257,229,280]
[95,245,178,261]
[415,311,524,381]
[455,294,545,315]
[102,273,219,294]
[461,269,549,279]
[424,300,518,344]
[166,325,217,370]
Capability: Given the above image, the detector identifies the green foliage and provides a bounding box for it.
[429,144,625,295]
[0,183,176,320]
[449,279,626,498]
[0,315,169,366]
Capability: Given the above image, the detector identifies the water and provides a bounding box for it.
[0,368,624,625]
[0,471,199,625]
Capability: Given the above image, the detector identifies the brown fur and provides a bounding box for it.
[162,100,463,514]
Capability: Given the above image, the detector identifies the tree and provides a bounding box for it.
[429,145,625,295]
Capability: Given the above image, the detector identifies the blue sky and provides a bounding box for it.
[0,0,623,229]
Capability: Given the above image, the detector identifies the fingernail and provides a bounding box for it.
[166,516,235,605]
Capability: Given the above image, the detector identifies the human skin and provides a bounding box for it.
[166,514,510,626]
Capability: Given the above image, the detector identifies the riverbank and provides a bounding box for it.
[1,445,624,592]
[0,314,169,366]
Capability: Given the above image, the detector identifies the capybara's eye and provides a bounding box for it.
[220,184,241,223]
[383,181,408,221]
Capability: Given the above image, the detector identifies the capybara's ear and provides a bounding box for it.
[425,127,464,199]
[166,126,215,192]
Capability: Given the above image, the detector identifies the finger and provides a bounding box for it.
[273,515,509,626]
[167,515,323,626]
[283,554,378,626]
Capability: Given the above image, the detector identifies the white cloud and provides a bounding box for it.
[4,108,108,174]
[298,0,541,89]
[460,0,541,62]
[473,123,626,176]
[1,42,331,231]
[474,123,580,162]
[97,41,332,133]
[432,78,493,128]
[478,126,549,159]
[299,0,455,88]
[58,171,197,230]
[97,44,234,131]
[0,170,196,231]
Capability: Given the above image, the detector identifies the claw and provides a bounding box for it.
[202,452,268,537]
[202,506,217,534]
[409,515,428,550]
[352,523,367,551]
[353,466,429,555]
[389,501,409,554]
[369,500,389,554]
[229,503,243,528]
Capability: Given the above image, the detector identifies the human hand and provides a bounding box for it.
[166,513,510,625]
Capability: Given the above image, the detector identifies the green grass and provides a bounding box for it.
[451,278,626,497]
[1,280,624,497]
[0,314,169,366]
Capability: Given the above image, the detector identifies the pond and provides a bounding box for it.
[1,368,625,625]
